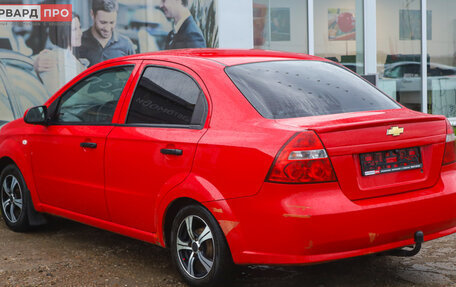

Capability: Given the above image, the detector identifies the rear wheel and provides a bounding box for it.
[0,164,31,232]
[170,205,233,287]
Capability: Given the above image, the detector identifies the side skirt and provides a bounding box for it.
[40,204,161,246]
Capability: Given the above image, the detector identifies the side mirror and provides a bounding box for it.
[24,106,48,125]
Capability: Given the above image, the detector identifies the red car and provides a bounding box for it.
[1,49,456,286]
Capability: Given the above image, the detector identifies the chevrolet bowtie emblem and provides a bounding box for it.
[387,126,404,137]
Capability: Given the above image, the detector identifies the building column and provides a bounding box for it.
[421,0,428,113]
[363,0,377,76]
[307,0,314,55]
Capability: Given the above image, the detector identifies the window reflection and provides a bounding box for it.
[427,0,456,119]
[377,0,422,111]
[0,78,14,122]
[314,0,364,75]
[4,60,49,115]
[127,67,204,125]
[253,0,308,53]
[56,66,133,124]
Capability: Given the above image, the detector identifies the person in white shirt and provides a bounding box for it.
[39,13,86,96]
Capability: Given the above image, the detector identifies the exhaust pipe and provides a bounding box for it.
[386,231,424,257]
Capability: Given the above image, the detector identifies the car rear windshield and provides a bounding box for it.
[225,60,400,119]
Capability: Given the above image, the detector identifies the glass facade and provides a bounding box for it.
[0,0,455,123]
[314,0,364,74]
[427,0,456,119]
[253,0,307,53]
[377,0,422,112]
[0,0,219,118]
[252,0,456,123]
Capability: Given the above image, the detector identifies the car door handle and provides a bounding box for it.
[160,148,183,156]
[80,142,97,149]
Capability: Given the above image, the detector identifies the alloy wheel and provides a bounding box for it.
[1,175,23,223]
[176,215,215,279]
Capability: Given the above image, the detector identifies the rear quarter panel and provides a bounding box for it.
[185,63,298,200]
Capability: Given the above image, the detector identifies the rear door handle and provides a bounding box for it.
[160,148,183,156]
[80,142,97,149]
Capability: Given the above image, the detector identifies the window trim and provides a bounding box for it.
[48,64,135,126]
[123,64,208,130]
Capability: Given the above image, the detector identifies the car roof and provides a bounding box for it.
[100,49,327,67]
[385,61,456,70]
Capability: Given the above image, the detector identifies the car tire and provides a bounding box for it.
[0,164,31,232]
[170,204,234,287]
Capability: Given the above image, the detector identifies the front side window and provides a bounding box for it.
[384,65,403,78]
[126,66,206,126]
[54,66,133,124]
[226,60,400,119]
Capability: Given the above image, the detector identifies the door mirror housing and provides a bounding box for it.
[24,105,48,125]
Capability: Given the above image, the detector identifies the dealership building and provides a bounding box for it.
[0,0,455,124]
[219,0,456,125]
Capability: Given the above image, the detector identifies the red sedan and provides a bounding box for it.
[1,49,456,286]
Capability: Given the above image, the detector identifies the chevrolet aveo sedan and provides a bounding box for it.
[1,49,456,286]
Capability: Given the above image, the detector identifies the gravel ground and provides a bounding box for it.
[0,216,455,287]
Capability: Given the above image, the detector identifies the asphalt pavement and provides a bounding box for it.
[0,216,455,287]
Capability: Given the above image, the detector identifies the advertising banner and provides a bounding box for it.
[328,8,355,41]
[0,0,218,123]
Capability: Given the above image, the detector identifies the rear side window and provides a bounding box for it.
[225,61,400,119]
[126,66,206,126]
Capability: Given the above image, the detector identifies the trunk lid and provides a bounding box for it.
[275,108,447,200]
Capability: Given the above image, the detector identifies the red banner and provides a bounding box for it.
[0,4,72,22]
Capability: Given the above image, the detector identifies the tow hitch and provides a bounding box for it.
[386,231,424,257]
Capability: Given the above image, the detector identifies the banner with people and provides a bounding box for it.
[0,0,218,116]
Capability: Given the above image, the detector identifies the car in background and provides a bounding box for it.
[382,61,456,91]
[1,49,456,287]
[381,61,456,110]
[0,49,49,127]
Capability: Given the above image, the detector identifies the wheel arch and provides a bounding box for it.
[0,156,16,175]
[0,155,47,227]
[156,173,226,247]
[156,174,246,263]
[0,138,41,212]
[162,197,201,248]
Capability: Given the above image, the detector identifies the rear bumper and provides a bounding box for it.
[206,164,456,265]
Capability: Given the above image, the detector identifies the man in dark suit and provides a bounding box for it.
[160,0,206,49]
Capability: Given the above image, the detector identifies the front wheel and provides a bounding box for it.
[170,205,233,287]
[0,164,31,232]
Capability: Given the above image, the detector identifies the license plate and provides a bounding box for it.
[360,147,422,176]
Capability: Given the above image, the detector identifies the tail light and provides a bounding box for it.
[443,119,456,165]
[266,131,337,183]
